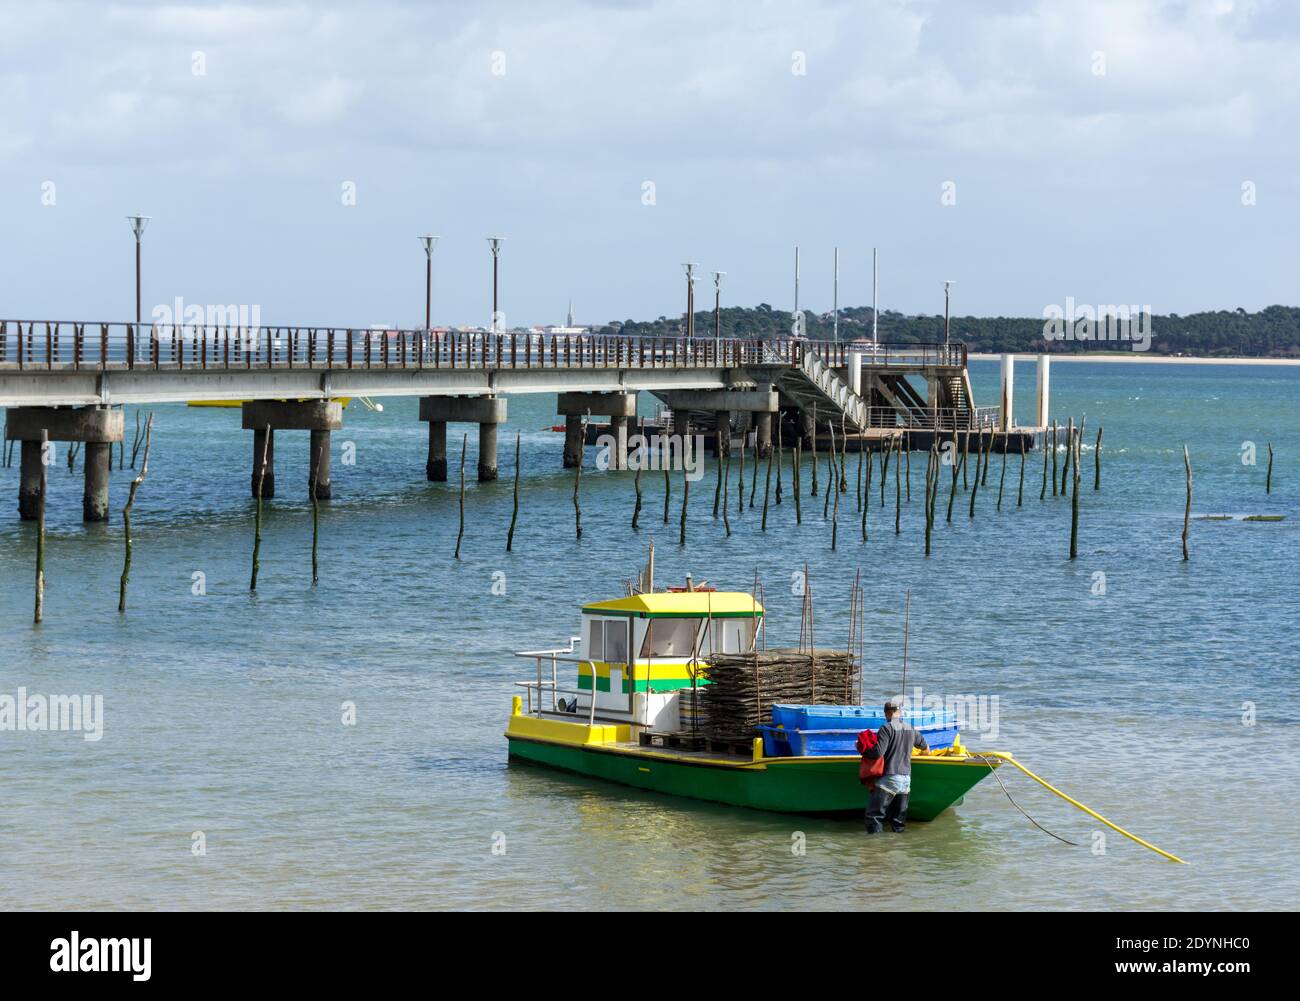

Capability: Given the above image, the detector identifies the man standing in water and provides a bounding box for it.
[864,699,929,833]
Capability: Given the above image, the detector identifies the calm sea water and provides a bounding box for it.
[1,359,1297,910]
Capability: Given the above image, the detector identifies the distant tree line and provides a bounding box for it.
[591,303,1300,358]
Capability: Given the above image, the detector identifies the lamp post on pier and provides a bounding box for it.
[126,214,150,362]
[420,235,439,332]
[487,237,505,333]
[943,279,955,344]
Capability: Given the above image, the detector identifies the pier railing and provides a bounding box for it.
[863,405,1001,431]
[0,321,963,374]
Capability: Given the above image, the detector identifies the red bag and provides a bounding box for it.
[856,729,884,788]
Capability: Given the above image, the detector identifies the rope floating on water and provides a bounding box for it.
[971,752,1187,864]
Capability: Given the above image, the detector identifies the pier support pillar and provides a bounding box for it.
[242,399,343,499]
[755,411,773,458]
[801,411,816,451]
[426,421,448,482]
[714,411,731,457]
[607,415,629,470]
[556,392,637,470]
[999,354,1015,432]
[18,440,42,520]
[6,406,124,522]
[418,395,507,480]
[309,429,332,499]
[478,422,499,482]
[82,442,112,521]
[671,409,691,440]
[563,415,584,468]
[251,427,276,498]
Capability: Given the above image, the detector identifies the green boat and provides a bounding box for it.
[505,578,1000,820]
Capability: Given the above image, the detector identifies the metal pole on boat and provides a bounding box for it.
[900,588,911,705]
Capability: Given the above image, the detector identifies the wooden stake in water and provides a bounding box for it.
[34,429,48,623]
[713,446,722,519]
[961,429,970,490]
[1182,444,1192,561]
[947,431,959,523]
[762,436,773,532]
[1265,441,1273,494]
[862,443,871,542]
[1051,420,1059,497]
[968,434,982,519]
[309,443,321,582]
[723,453,732,537]
[823,422,835,520]
[679,457,689,546]
[997,434,1008,511]
[880,438,891,506]
[457,432,469,556]
[1069,428,1082,560]
[507,431,521,551]
[663,437,671,524]
[924,443,936,556]
[793,439,803,525]
[894,436,901,535]
[856,435,864,513]
[1094,426,1103,491]
[572,428,583,541]
[810,408,819,498]
[1018,435,1026,507]
[1060,417,1074,495]
[775,418,784,506]
[251,424,271,590]
[1041,429,1050,501]
[631,455,642,530]
[737,437,745,513]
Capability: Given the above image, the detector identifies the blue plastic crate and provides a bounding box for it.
[758,722,959,757]
[771,703,957,732]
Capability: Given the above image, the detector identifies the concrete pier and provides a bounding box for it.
[5,406,124,521]
[242,399,343,499]
[418,395,507,483]
[557,392,636,469]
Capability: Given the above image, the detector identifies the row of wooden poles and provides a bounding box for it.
[19,410,1280,623]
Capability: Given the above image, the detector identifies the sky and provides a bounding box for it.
[2,0,1298,329]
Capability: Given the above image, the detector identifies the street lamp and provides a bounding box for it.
[419,235,439,332]
[486,237,504,333]
[126,215,150,362]
[711,270,725,353]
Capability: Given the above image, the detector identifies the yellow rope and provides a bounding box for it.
[972,751,1187,864]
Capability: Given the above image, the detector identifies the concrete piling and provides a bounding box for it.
[83,441,112,521]
[427,421,448,481]
[478,421,499,482]
[19,440,42,520]
[309,429,332,499]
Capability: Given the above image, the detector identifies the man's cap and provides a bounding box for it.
[884,698,901,711]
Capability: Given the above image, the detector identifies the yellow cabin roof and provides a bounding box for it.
[582,591,764,619]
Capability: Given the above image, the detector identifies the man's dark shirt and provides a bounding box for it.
[865,718,929,776]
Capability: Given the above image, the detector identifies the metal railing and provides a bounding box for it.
[862,405,1001,431]
[0,320,964,374]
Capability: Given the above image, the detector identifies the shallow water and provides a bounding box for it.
[1,359,1297,910]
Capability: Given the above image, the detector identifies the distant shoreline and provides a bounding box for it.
[968,352,1300,367]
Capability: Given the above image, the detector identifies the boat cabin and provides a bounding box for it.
[516,590,764,733]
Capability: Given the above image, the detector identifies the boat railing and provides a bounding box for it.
[514,638,582,717]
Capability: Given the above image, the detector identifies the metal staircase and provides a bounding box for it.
[774,344,869,432]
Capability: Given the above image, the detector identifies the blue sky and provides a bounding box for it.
[3,0,1297,329]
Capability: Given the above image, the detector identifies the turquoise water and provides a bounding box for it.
[1,360,1297,910]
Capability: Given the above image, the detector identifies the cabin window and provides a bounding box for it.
[586,619,605,661]
[639,618,701,659]
[604,621,628,664]
[707,619,750,654]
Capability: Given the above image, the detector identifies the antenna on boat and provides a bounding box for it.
[900,588,911,709]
